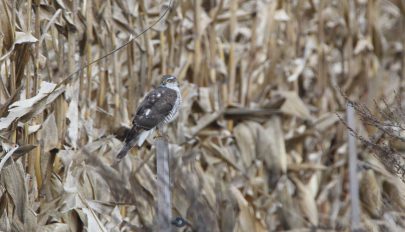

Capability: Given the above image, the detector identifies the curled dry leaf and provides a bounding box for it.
[290,175,319,226]
[0,32,38,62]
[198,87,213,113]
[39,113,59,152]
[234,121,258,168]
[14,32,38,44]
[66,83,80,149]
[0,81,58,130]
[274,9,290,22]
[0,161,31,228]
[275,91,313,121]
[382,177,405,210]
[40,223,70,232]
[361,215,380,232]
[314,113,340,132]
[230,186,257,232]
[82,207,108,232]
[0,213,11,232]
[262,116,287,183]
[360,169,381,217]
[276,180,303,229]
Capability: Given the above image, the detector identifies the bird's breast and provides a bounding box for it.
[162,89,181,124]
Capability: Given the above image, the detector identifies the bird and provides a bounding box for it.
[116,75,182,159]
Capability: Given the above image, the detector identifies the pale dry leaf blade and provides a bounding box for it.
[63,164,78,193]
[82,207,108,232]
[0,81,58,130]
[234,121,256,168]
[10,82,56,108]
[0,209,11,232]
[290,176,318,226]
[276,91,313,120]
[39,113,59,151]
[262,116,287,174]
[360,170,381,217]
[40,223,70,232]
[14,32,38,44]
[66,99,79,149]
[277,182,303,229]
[230,186,256,231]
[0,161,28,223]
[0,146,18,171]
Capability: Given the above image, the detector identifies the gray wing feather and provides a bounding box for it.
[134,87,177,130]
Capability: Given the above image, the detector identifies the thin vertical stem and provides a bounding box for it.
[345,0,361,229]
[245,3,257,106]
[193,0,201,85]
[160,31,167,74]
[347,103,361,230]
[86,0,93,104]
[140,1,153,87]
[317,0,325,95]
[228,0,237,104]
[127,13,136,115]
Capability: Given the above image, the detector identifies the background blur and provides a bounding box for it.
[1,0,405,231]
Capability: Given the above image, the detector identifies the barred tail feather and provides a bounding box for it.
[117,143,131,159]
[116,126,142,159]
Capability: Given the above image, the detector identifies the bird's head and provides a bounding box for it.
[160,75,179,89]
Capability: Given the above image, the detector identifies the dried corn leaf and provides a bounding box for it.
[0,32,38,62]
[360,170,381,217]
[82,207,107,232]
[39,113,58,152]
[0,1,403,231]
[0,161,30,227]
[276,179,303,229]
[276,91,312,120]
[234,121,257,168]
[382,178,405,210]
[290,176,318,226]
[314,113,339,132]
[66,85,79,149]
[0,211,11,232]
[40,223,70,232]
[230,186,256,232]
[262,116,287,177]
[0,82,58,130]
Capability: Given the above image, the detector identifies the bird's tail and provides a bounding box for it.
[116,126,142,159]
[117,143,132,159]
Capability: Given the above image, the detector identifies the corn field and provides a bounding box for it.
[1,0,405,231]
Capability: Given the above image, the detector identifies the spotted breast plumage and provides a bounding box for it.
[117,75,181,159]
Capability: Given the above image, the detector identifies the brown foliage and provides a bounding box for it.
[1,0,405,231]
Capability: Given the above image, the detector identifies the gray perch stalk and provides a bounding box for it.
[156,137,172,231]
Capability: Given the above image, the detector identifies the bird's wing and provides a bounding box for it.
[133,87,178,130]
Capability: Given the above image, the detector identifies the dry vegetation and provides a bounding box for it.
[2,0,405,231]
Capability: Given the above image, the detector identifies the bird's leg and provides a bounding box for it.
[155,126,163,138]
[154,126,168,140]
[156,127,162,138]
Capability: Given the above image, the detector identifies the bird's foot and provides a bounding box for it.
[154,132,168,141]
[153,132,161,139]
[154,128,164,138]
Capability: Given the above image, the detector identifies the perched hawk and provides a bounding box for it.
[117,75,181,159]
